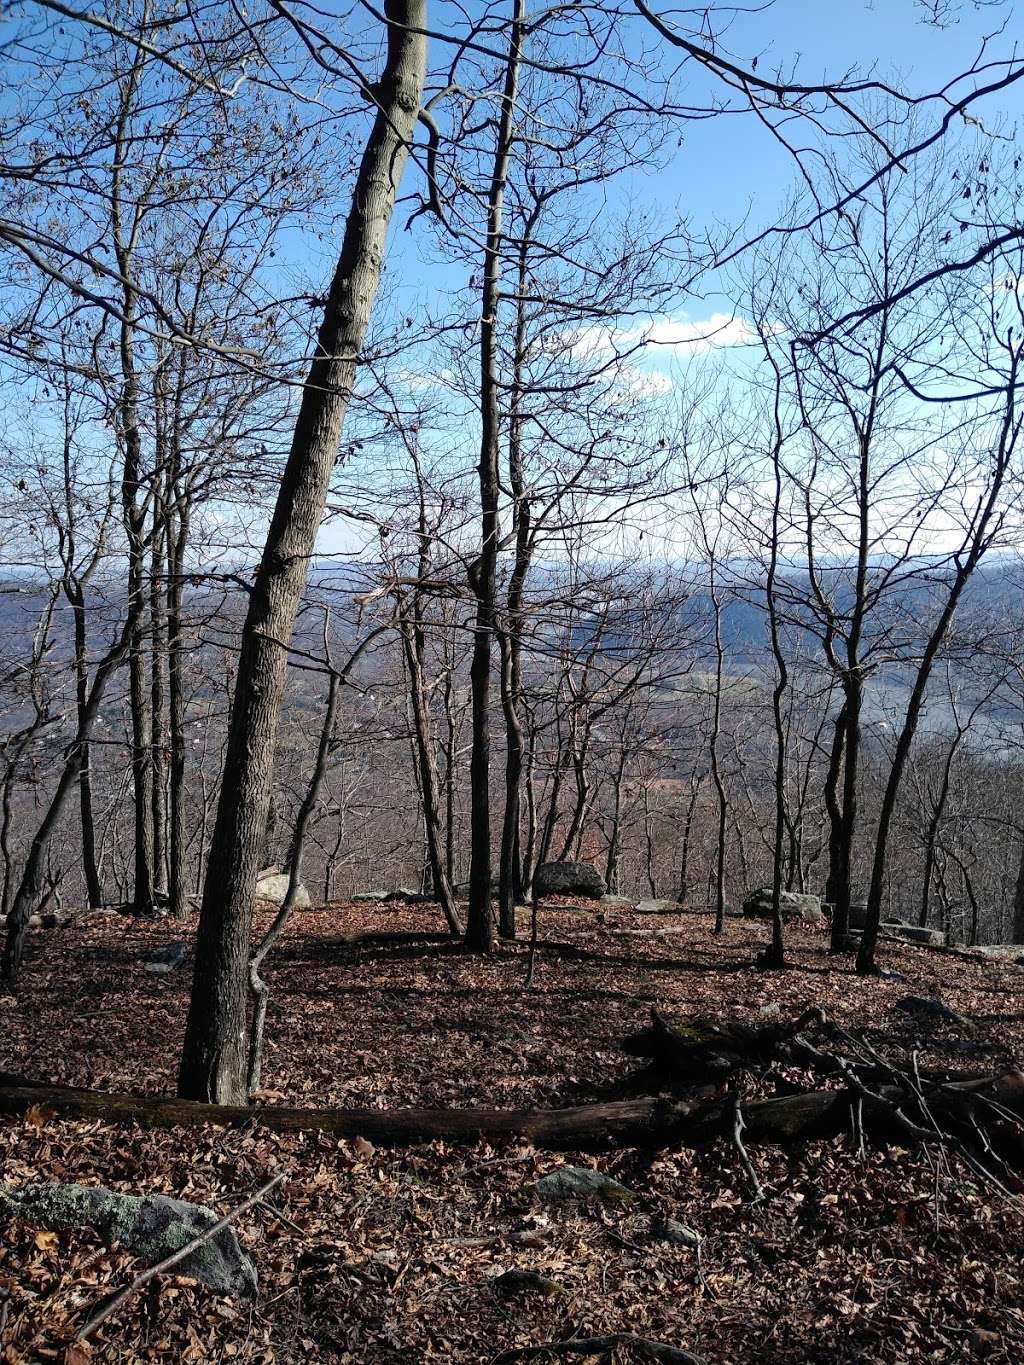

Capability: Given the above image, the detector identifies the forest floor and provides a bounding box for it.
[1,900,1023,1363]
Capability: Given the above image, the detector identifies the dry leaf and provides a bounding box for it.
[23,1103,55,1131]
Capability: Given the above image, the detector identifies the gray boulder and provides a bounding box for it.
[145,940,187,975]
[533,861,606,900]
[899,926,946,947]
[255,867,311,909]
[535,1166,635,1204]
[634,898,678,915]
[742,888,824,924]
[0,1182,257,1298]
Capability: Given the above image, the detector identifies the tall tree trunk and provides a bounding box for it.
[442,653,458,889]
[111,41,154,917]
[761,375,789,967]
[497,219,535,938]
[520,720,539,894]
[398,510,464,936]
[149,515,168,902]
[465,0,524,954]
[556,738,591,864]
[177,0,429,1102]
[708,588,728,933]
[605,750,629,894]
[829,676,862,950]
[166,507,189,921]
[68,583,104,909]
[822,703,846,910]
[247,670,340,1096]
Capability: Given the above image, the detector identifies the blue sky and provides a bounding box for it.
[380,0,1024,337]
[326,0,1024,566]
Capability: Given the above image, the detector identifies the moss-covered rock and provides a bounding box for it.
[0,1181,258,1298]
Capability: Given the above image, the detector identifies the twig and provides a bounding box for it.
[850,1092,866,1161]
[730,1090,765,1202]
[77,1172,286,1341]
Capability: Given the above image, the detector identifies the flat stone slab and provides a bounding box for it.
[633,899,679,915]
[963,945,1024,965]
[848,923,948,948]
[884,923,946,947]
[0,1182,257,1298]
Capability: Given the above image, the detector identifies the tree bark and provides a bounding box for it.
[149,513,168,902]
[166,503,189,921]
[397,510,464,935]
[176,0,429,1102]
[465,0,524,954]
[68,580,104,910]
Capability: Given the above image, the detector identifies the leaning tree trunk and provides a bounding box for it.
[829,674,862,951]
[177,0,429,1103]
[247,669,339,1097]
[857,374,1019,975]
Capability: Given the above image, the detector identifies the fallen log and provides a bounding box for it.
[0,1071,1021,1152]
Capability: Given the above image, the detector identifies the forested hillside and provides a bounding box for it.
[2,0,1024,1359]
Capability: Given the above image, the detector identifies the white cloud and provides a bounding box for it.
[556,311,761,364]
[625,313,757,353]
[614,365,675,399]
